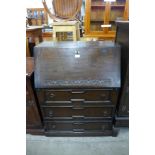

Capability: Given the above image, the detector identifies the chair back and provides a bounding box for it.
[53,0,82,19]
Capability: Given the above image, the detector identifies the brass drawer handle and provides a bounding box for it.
[72,116,85,119]
[50,93,55,98]
[51,124,56,129]
[103,111,108,116]
[71,99,85,103]
[73,129,85,132]
[72,122,84,125]
[72,107,85,110]
[48,111,53,117]
[71,91,85,94]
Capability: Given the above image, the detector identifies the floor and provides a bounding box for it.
[26,128,129,155]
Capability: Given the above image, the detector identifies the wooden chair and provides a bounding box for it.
[42,0,82,41]
[42,0,82,21]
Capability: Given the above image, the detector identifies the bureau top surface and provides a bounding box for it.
[34,41,120,88]
[35,41,116,49]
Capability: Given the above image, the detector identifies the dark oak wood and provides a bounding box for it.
[115,21,129,127]
[38,89,113,101]
[115,21,129,86]
[42,105,114,119]
[45,119,113,132]
[115,116,129,127]
[115,67,129,127]
[26,57,43,134]
[34,41,121,136]
[117,68,129,116]
[34,41,120,88]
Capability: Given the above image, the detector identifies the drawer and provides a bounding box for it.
[44,89,112,101]
[44,99,112,106]
[44,120,113,131]
[42,106,114,119]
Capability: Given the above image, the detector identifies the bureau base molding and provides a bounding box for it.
[115,116,129,127]
[26,128,119,137]
[26,128,45,135]
[45,128,118,137]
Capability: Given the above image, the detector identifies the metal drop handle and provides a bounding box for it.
[50,93,55,98]
[48,111,53,117]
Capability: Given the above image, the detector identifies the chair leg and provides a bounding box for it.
[53,30,57,41]
[73,28,77,41]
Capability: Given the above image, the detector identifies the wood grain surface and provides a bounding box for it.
[34,41,120,88]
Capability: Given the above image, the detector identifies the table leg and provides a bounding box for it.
[77,23,80,40]
[26,37,31,57]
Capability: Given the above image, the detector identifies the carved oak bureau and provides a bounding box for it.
[34,41,121,136]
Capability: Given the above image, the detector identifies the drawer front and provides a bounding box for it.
[44,89,112,101]
[45,120,112,131]
[43,99,112,107]
[42,106,114,118]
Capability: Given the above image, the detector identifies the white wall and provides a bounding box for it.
[26,0,50,8]
[26,0,43,8]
